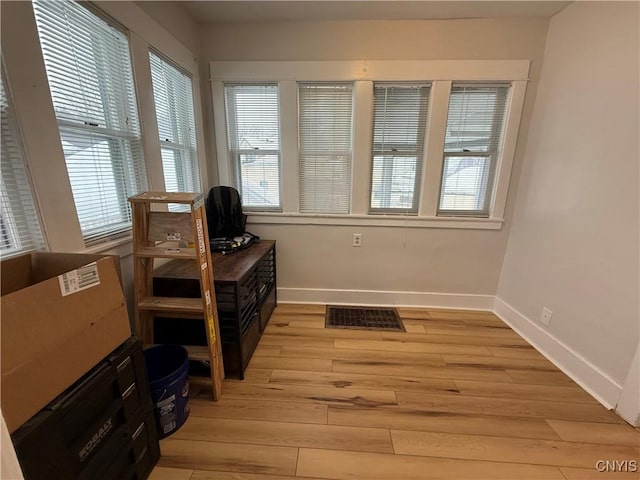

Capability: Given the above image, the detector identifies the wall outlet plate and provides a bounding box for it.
[541,307,552,326]
[352,233,362,247]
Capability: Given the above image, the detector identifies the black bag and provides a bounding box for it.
[206,186,247,238]
[205,186,259,253]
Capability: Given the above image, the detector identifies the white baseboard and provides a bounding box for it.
[277,287,494,310]
[493,297,622,410]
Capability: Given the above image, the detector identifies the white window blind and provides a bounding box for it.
[150,51,200,197]
[33,0,147,245]
[0,71,45,257]
[224,84,281,211]
[439,83,509,216]
[298,83,353,214]
[370,84,430,213]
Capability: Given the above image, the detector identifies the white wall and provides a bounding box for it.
[496,2,639,413]
[199,18,550,306]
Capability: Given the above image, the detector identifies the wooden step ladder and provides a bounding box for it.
[129,191,224,400]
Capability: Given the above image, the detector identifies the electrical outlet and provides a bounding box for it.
[352,233,362,247]
[540,307,552,326]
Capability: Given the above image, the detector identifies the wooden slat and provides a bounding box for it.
[403,324,426,333]
[396,391,626,423]
[454,379,598,403]
[220,382,398,408]
[189,398,328,425]
[130,191,201,203]
[135,246,197,259]
[279,346,446,365]
[138,296,203,314]
[190,471,330,480]
[333,359,515,383]
[158,439,297,476]
[381,331,530,347]
[248,356,333,372]
[295,448,566,480]
[333,338,492,356]
[390,430,640,468]
[442,353,557,371]
[147,212,195,242]
[148,466,193,480]
[328,406,562,440]
[546,419,640,446]
[173,416,394,453]
[269,369,458,395]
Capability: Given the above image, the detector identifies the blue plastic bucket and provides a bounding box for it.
[143,345,190,439]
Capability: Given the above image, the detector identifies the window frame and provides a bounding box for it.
[210,60,528,230]
[33,0,148,246]
[369,83,431,215]
[223,83,283,212]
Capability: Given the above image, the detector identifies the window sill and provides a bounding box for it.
[246,213,503,230]
[83,235,134,257]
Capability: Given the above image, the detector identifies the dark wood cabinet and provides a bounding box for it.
[153,240,276,379]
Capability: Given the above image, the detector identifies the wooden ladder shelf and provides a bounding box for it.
[129,191,224,400]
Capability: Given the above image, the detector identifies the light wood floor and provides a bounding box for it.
[150,305,640,480]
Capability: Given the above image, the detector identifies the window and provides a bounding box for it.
[33,0,147,245]
[370,84,430,213]
[298,83,353,214]
[439,83,509,216]
[224,84,281,211]
[150,51,200,196]
[0,70,45,257]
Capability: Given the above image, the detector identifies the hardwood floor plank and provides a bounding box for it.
[189,398,328,424]
[253,345,282,357]
[296,448,565,479]
[404,317,510,329]
[424,309,498,320]
[454,379,598,403]
[381,331,530,347]
[260,334,334,348]
[288,316,326,329]
[559,467,640,479]
[334,338,492,356]
[425,324,523,339]
[488,345,547,359]
[269,369,458,395]
[274,303,326,315]
[264,326,383,340]
[546,419,640,446]
[442,354,556,372]
[220,382,398,408]
[248,356,333,372]
[148,466,193,480]
[223,368,272,384]
[279,345,446,365]
[328,406,562,440]
[390,430,639,468]
[396,307,432,319]
[191,471,330,480]
[396,391,625,423]
[158,439,298,476]
[173,416,393,453]
[333,359,515,383]
[506,369,580,387]
[403,323,426,333]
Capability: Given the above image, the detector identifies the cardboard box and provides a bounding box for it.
[1,252,132,433]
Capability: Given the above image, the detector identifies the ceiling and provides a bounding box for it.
[180,1,571,24]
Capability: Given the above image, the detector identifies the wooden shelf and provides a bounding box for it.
[135,246,197,260]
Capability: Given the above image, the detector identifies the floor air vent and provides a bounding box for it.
[326,306,405,332]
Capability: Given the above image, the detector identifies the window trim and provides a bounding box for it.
[210,60,529,229]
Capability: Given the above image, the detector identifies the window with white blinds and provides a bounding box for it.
[439,83,509,216]
[370,84,430,213]
[298,83,353,214]
[0,70,45,257]
[33,0,147,245]
[150,51,200,197]
[224,84,281,211]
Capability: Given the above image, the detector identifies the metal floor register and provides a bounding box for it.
[326,306,405,332]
